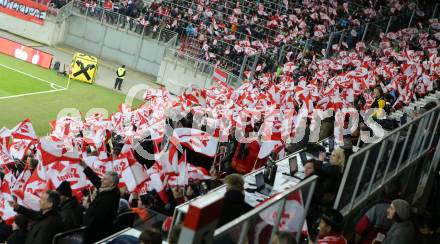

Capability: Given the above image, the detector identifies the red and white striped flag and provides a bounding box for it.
[212,68,228,85]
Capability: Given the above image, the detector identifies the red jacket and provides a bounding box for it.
[103,0,113,10]
[317,232,347,244]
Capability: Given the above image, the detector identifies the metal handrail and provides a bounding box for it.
[55,0,74,22]
[214,175,318,243]
[333,104,440,214]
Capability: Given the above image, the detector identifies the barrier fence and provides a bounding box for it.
[69,0,178,46]
[161,47,243,89]
[334,104,440,215]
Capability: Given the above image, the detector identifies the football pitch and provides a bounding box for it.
[0,53,142,136]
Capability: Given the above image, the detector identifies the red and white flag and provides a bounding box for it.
[187,163,211,182]
[46,161,91,196]
[19,162,48,211]
[0,144,14,166]
[167,150,188,187]
[11,119,38,141]
[112,149,148,192]
[38,137,81,165]
[171,128,219,157]
[0,180,16,222]
[212,68,228,85]
[83,155,112,177]
[0,127,11,148]
[154,138,177,171]
[147,163,169,204]
[259,191,307,234]
[9,139,33,160]
[82,129,106,149]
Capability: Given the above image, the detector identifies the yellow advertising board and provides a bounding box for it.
[69,53,98,84]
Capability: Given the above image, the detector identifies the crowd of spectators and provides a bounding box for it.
[76,0,436,74]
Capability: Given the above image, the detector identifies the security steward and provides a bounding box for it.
[114,65,126,91]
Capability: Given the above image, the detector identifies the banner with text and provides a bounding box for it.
[0,0,48,25]
[0,37,53,69]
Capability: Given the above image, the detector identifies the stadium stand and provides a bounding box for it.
[1,0,440,244]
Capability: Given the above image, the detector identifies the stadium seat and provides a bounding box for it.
[52,226,88,244]
[113,211,137,233]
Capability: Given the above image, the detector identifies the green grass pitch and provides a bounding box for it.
[0,53,142,136]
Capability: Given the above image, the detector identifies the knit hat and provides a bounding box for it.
[14,214,29,230]
[392,199,410,221]
[119,198,130,213]
[56,181,72,198]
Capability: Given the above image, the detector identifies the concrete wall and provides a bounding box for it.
[157,56,212,95]
[0,13,66,45]
[63,15,165,77]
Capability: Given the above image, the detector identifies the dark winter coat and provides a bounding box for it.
[217,190,253,227]
[15,207,64,244]
[83,166,120,243]
[59,196,84,230]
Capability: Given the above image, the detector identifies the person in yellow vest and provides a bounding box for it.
[114,65,126,91]
[371,86,387,118]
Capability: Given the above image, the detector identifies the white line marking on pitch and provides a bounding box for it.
[0,88,67,100]
[0,63,65,89]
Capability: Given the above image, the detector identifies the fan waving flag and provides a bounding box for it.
[147,163,169,204]
[0,180,16,222]
[38,137,81,165]
[20,162,48,211]
[112,148,148,192]
[9,139,33,160]
[83,155,112,177]
[0,144,14,166]
[171,128,219,157]
[11,119,38,141]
